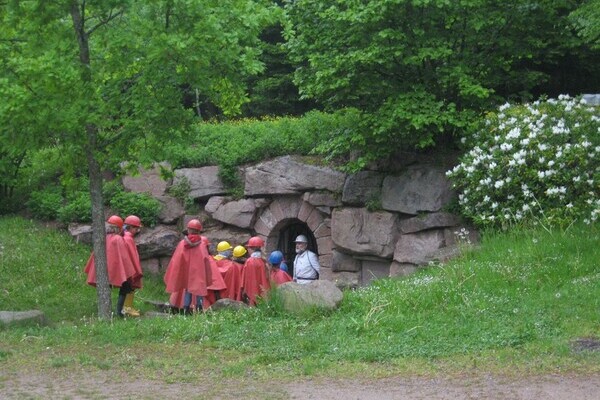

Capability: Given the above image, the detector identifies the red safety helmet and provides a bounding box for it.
[124,215,142,227]
[247,236,264,248]
[187,219,203,231]
[107,215,124,229]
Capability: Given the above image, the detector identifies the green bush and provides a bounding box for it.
[58,191,92,223]
[109,191,162,227]
[448,95,600,228]
[158,110,357,176]
[102,180,124,205]
[26,187,63,220]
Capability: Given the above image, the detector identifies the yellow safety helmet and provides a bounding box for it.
[232,245,247,258]
[217,241,232,252]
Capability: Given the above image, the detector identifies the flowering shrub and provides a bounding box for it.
[448,95,599,228]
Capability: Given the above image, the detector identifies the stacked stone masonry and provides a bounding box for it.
[71,155,477,288]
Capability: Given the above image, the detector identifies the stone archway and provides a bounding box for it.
[275,220,315,276]
[252,196,333,272]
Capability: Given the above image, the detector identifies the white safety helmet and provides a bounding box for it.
[294,234,308,243]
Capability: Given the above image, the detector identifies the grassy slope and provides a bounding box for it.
[0,215,598,379]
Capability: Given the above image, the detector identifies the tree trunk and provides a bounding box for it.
[71,1,112,319]
[87,129,112,319]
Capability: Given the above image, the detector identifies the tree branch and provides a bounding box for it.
[87,8,125,36]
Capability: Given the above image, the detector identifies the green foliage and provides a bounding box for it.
[109,191,162,227]
[448,95,600,229]
[570,0,600,49]
[166,176,195,212]
[1,1,279,318]
[365,197,382,212]
[284,0,599,167]
[101,180,124,205]
[26,187,63,220]
[243,20,318,117]
[157,110,355,181]
[58,191,92,224]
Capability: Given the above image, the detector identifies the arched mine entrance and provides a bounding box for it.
[255,196,332,275]
[276,220,318,278]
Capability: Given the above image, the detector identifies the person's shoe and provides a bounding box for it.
[122,306,140,317]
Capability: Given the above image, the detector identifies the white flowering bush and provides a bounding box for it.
[448,95,600,228]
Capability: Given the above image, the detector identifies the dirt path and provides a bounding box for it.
[2,370,599,399]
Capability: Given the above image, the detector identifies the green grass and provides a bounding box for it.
[0,215,598,381]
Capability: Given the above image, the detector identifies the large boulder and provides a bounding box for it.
[277,280,344,313]
[303,191,342,208]
[121,163,170,197]
[156,195,185,225]
[173,166,227,200]
[0,310,48,328]
[393,229,446,265]
[136,226,181,259]
[399,212,462,234]
[68,223,93,245]
[331,208,398,258]
[381,166,455,215]
[332,250,361,272]
[244,156,346,196]
[210,198,259,229]
[342,171,384,206]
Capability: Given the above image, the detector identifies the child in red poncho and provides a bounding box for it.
[163,219,212,314]
[84,215,141,317]
[240,236,270,306]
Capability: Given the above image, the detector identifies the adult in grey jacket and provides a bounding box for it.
[292,235,320,284]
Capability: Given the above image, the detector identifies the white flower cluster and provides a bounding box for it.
[447,95,600,227]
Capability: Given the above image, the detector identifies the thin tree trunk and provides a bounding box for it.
[87,127,112,319]
[71,1,112,319]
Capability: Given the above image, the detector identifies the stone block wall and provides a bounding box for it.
[73,154,476,288]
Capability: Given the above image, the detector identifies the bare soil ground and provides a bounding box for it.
[1,369,599,400]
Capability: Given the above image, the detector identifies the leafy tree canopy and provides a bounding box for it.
[0,0,277,318]
[284,0,599,170]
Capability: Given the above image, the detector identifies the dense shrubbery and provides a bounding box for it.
[448,95,600,228]
[159,110,359,183]
[26,187,63,220]
[58,191,92,223]
[109,191,162,227]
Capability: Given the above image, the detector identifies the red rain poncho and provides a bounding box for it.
[84,233,140,287]
[123,231,143,289]
[241,255,270,306]
[270,268,292,286]
[216,258,243,301]
[163,234,212,298]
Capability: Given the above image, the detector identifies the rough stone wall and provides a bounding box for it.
[72,154,477,287]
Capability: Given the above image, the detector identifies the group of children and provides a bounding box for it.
[163,219,293,313]
[84,216,293,317]
[84,215,144,317]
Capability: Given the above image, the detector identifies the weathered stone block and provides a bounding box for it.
[399,212,462,234]
[381,166,455,215]
[174,166,226,200]
[342,171,384,206]
[361,258,391,285]
[332,208,398,258]
[244,156,346,196]
[212,198,257,229]
[332,250,361,272]
[121,162,170,197]
[303,191,342,207]
[389,261,419,278]
[393,230,445,265]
